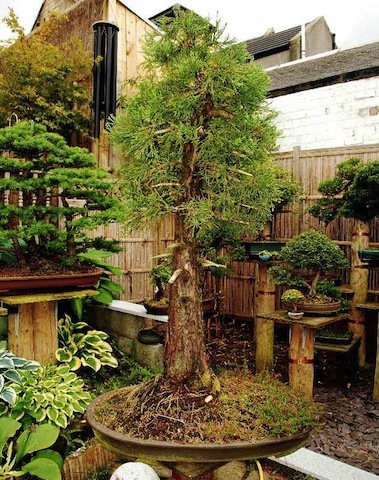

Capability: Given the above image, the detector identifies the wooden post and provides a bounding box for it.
[8,302,57,364]
[291,146,301,237]
[2,289,97,364]
[288,324,314,400]
[350,219,369,366]
[255,262,276,372]
[374,313,379,402]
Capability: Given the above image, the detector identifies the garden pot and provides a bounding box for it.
[0,269,103,294]
[358,249,379,266]
[144,302,169,315]
[298,300,341,315]
[259,254,271,261]
[242,241,285,260]
[87,391,311,469]
[284,300,341,315]
[287,311,304,320]
[138,329,162,345]
[315,330,353,344]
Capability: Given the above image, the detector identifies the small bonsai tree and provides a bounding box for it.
[0,121,122,273]
[308,157,379,224]
[269,231,349,298]
[281,289,304,312]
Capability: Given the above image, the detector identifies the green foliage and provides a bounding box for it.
[80,340,154,397]
[71,248,124,319]
[309,157,379,223]
[0,417,62,480]
[56,314,118,372]
[270,231,349,296]
[3,364,92,429]
[0,350,39,407]
[0,121,122,267]
[109,10,281,241]
[0,10,92,137]
[281,289,304,304]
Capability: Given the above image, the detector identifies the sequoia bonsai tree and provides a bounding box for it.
[0,121,122,273]
[93,12,318,448]
[110,11,284,388]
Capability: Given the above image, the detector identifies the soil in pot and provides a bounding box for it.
[90,369,319,445]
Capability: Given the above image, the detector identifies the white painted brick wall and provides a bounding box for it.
[270,77,379,152]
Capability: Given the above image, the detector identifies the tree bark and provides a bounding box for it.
[164,214,209,385]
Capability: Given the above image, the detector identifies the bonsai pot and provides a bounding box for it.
[243,241,285,260]
[287,311,304,320]
[297,300,341,315]
[0,269,103,294]
[143,302,169,316]
[315,330,353,344]
[87,390,311,465]
[358,249,379,266]
[138,329,162,345]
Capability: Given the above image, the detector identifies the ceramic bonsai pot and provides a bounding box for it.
[297,300,341,315]
[87,391,311,464]
[0,269,103,294]
[138,329,162,345]
[287,311,304,320]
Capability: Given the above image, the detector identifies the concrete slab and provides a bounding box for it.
[271,448,379,480]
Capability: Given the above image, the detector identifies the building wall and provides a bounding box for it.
[271,76,379,152]
[255,50,291,68]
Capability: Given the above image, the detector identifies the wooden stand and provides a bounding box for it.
[254,261,276,372]
[350,220,370,366]
[255,311,350,400]
[0,289,97,364]
[355,302,379,402]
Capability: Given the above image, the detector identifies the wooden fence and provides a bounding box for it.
[96,144,379,319]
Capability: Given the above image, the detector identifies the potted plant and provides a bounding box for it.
[269,231,349,314]
[144,260,172,315]
[0,121,122,292]
[281,289,305,319]
[86,11,317,474]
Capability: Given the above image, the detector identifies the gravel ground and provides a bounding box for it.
[206,320,379,476]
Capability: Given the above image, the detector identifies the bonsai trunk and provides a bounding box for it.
[165,214,210,386]
[310,271,320,297]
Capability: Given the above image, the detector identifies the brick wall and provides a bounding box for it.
[271,76,379,152]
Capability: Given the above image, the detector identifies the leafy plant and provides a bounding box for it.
[70,248,124,319]
[56,314,118,372]
[269,231,349,297]
[0,121,122,271]
[281,289,304,311]
[0,10,92,137]
[4,364,92,429]
[0,350,39,407]
[0,417,62,480]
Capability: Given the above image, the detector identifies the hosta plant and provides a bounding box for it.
[3,364,92,429]
[0,417,62,480]
[56,314,118,372]
[0,349,39,406]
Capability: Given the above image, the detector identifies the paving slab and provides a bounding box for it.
[271,448,379,480]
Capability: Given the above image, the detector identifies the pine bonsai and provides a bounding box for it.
[0,121,122,275]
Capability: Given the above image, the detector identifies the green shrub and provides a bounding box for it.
[4,364,92,429]
[0,417,62,480]
[56,314,118,372]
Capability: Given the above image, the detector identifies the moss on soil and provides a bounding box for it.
[94,369,320,444]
